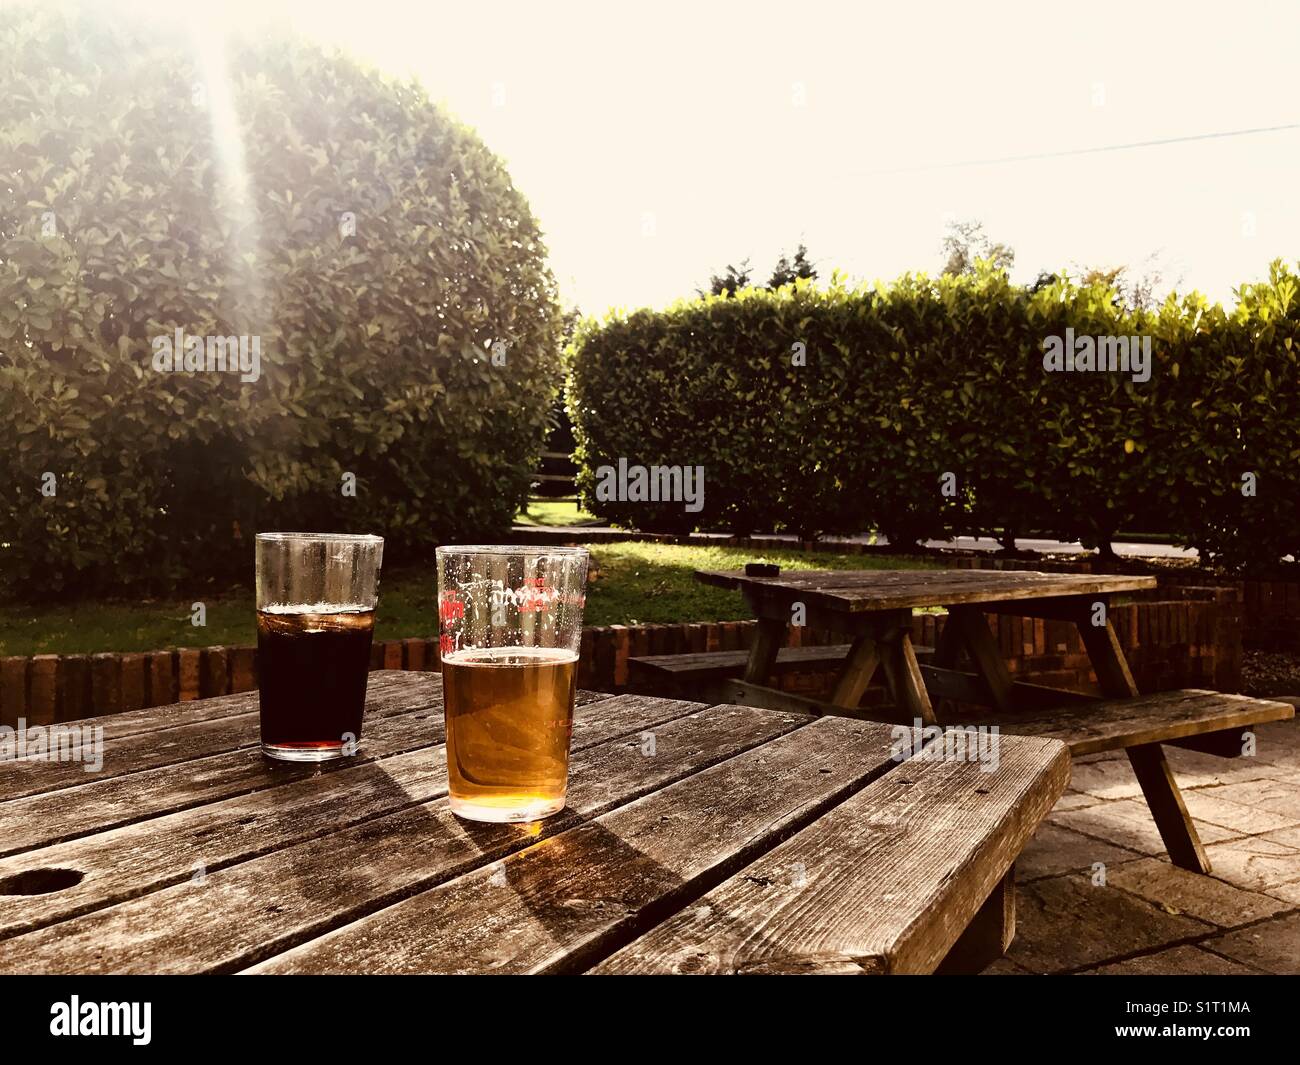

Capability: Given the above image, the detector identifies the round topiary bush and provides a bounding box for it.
[0,5,561,597]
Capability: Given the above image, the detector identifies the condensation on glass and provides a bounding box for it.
[436,545,589,822]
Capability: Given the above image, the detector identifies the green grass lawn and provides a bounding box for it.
[583,542,937,625]
[514,498,600,527]
[0,542,935,656]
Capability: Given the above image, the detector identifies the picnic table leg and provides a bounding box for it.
[932,614,965,669]
[1127,743,1212,873]
[946,606,1015,714]
[935,867,1016,974]
[1077,611,1212,874]
[926,613,967,721]
[1077,613,1139,699]
[827,632,881,710]
[878,620,938,727]
[743,617,786,685]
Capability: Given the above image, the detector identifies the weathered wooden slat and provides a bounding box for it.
[695,568,1155,613]
[742,617,786,684]
[0,692,697,942]
[0,703,808,974]
[1005,681,1100,712]
[593,734,1069,975]
[0,752,443,941]
[246,715,907,975]
[745,590,893,635]
[0,695,451,858]
[0,672,437,803]
[629,644,857,679]
[972,689,1294,757]
[919,666,1098,713]
[712,679,841,718]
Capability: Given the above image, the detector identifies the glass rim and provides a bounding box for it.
[435,544,588,557]
[256,532,384,544]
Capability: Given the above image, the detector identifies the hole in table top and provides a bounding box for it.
[0,868,85,895]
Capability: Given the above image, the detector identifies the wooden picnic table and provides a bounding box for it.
[694,567,1158,724]
[689,566,1300,877]
[0,670,1068,975]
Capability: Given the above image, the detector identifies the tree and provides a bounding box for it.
[0,4,561,595]
[1077,252,1173,311]
[940,219,1015,276]
[768,243,817,287]
[701,244,820,298]
[701,260,753,297]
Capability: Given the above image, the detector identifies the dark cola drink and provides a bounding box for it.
[256,606,376,760]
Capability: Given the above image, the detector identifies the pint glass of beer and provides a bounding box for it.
[436,546,588,823]
[255,533,383,762]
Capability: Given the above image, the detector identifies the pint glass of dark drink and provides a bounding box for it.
[255,533,383,762]
[436,546,588,823]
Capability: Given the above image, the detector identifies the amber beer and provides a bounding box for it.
[257,607,375,756]
[436,544,588,822]
[442,646,578,821]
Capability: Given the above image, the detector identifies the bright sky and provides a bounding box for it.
[122,0,1300,313]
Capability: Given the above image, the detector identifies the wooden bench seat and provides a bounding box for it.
[629,643,934,698]
[946,688,1294,874]
[949,689,1294,757]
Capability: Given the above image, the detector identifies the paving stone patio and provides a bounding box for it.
[989,712,1300,975]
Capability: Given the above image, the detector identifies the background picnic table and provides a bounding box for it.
[675,567,1293,876]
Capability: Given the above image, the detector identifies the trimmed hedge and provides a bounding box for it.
[568,263,1300,570]
[0,7,561,596]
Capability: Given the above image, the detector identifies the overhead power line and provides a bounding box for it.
[861,122,1300,177]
